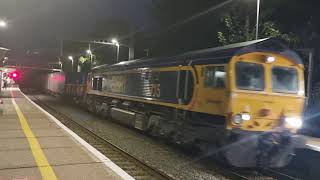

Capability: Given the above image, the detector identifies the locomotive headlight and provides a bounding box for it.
[285,117,302,129]
[233,113,251,124]
[233,114,242,124]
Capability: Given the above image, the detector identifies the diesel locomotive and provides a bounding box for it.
[84,39,305,167]
[75,38,305,167]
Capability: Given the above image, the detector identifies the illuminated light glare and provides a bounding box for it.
[298,90,304,96]
[0,20,7,28]
[215,71,226,78]
[86,49,92,54]
[68,56,73,60]
[12,73,17,78]
[111,38,118,44]
[111,38,119,46]
[285,117,302,129]
[241,113,251,121]
[266,56,276,63]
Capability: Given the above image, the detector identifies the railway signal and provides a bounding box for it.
[7,71,20,80]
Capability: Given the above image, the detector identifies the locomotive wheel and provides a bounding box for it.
[147,115,161,137]
[101,109,109,118]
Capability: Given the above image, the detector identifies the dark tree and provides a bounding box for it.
[147,0,320,55]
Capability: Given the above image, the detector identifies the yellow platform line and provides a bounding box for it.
[10,90,58,180]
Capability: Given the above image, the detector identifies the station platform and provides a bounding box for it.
[0,88,132,180]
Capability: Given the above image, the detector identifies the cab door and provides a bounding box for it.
[198,65,228,115]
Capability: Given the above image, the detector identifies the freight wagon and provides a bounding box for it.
[38,72,87,97]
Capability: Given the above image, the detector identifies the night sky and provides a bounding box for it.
[0,0,151,52]
[2,0,319,66]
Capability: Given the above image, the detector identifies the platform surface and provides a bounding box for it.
[0,88,129,180]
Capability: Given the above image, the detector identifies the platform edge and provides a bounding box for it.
[19,89,135,180]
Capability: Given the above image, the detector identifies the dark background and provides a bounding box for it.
[0,0,320,67]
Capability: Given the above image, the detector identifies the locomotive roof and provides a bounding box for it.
[93,38,303,71]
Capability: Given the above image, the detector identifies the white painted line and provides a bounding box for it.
[306,144,320,152]
[19,89,135,180]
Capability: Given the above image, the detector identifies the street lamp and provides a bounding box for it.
[111,38,118,45]
[111,38,120,62]
[0,20,7,28]
[255,0,260,40]
[68,56,74,72]
[86,48,93,67]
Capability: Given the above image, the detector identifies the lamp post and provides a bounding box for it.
[0,20,7,47]
[68,56,74,72]
[2,57,8,66]
[112,38,120,62]
[255,0,260,40]
[87,44,93,66]
[92,38,130,62]
[57,57,62,70]
[86,49,92,62]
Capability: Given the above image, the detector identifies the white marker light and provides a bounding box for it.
[266,56,276,63]
[241,113,251,121]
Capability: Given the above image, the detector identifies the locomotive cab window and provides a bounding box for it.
[98,77,103,91]
[204,66,226,88]
[236,62,264,91]
[92,78,98,90]
[272,66,298,93]
[92,77,103,91]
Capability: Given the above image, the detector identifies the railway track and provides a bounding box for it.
[262,168,301,180]
[29,93,300,180]
[31,95,174,180]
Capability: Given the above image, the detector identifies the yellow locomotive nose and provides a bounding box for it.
[260,108,272,117]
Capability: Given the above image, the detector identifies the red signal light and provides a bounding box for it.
[8,71,20,80]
